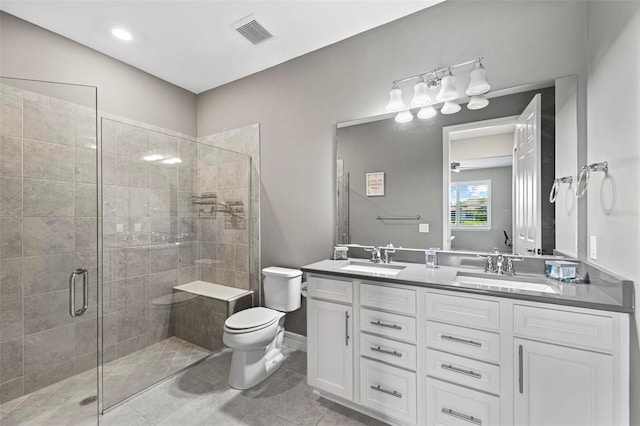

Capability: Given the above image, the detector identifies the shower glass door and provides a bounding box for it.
[0,77,99,424]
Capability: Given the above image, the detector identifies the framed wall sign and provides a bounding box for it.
[366,172,385,196]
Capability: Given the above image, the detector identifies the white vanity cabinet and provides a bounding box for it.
[358,283,418,424]
[306,276,354,400]
[305,272,630,426]
[425,292,502,426]
[513,304,627,426]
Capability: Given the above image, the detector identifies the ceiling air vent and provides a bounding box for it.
[232,14,273,45]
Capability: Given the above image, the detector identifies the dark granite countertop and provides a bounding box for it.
[301,259,634,314]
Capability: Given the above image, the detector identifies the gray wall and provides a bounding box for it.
[0,12,197,136]
[196,1,588,335]
[452,167,513,253]
[585,2,640,422]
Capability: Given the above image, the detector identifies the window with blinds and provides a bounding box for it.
[450,180,491,230]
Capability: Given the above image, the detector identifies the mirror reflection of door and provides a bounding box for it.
[447,116,517,253]
[445,93,553,255]
[514,94,542,255]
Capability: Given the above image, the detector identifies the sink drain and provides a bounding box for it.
[79,395,98,406]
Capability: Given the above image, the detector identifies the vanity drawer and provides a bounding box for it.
[360,283,416,315]
[360,333,417,371]
[426,349,500,395]
[426,377,500,426]
[360,357,417,424]
[361,308,417,343]
[513,305,614,352]
[426,292,500,331]
[426,321,500,363]
[307,276,353,304]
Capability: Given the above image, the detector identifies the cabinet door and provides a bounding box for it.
[307,298,353,400]
[514,338,614,426]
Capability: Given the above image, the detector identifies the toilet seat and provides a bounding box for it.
[224,307,281,334]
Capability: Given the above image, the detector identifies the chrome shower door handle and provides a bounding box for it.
[69,268,89,318]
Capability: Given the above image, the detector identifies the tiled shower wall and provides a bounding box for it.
[171,142,252,350]
[101,118,201,365]
[102,119,253,366]
[0,83,99,403]
[198,124,260,297]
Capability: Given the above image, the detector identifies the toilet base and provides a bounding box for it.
[228,327,285,389]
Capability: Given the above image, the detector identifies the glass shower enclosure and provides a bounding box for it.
[0,77,100,424]
[1,77,253,423]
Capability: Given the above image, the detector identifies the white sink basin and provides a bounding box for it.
[454,272,560,294]
[340,261,405,276]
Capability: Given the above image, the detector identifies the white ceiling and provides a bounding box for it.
[0,1,442,94]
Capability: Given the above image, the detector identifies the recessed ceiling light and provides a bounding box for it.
[111,28,132,41]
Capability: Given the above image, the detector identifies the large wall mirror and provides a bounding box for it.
[336,76,578,256]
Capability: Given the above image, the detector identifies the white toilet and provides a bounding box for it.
[223,266,302,389]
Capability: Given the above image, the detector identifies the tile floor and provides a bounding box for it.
[100,347,388,426]
[0,342,386,425]
[0,337,211,425]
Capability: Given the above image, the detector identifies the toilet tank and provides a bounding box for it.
[262,267,302,312]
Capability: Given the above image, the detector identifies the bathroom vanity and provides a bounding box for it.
[302,259,633,426]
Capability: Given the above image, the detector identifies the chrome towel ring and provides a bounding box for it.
[575,161,608,199]
[549,176,573,203]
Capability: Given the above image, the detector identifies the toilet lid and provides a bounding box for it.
[225,307,279,330]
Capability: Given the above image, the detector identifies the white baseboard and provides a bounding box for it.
[283,331,307,352]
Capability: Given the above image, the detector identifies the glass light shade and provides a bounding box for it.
[466,63,491,95]
[441,101,461,115]
[436,75,458,102]
[417,105,437,119]
[411,78,431,106]
[386,84,405,111]
[467,95,489,110]
[395,110,414,123]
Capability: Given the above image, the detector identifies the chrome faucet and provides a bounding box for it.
[383,243,396,264]
[495,254,505,275]
[477,254,495,273]
[478,250,524,275]
[504,256,524,276]
[365,246,381,263]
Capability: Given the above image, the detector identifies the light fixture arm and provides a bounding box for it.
[391,58,483,86]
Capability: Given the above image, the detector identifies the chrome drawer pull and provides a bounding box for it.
[371,346,402,357]
[370,384,402,398]
[370,320,403,330]
[441,363,482,379]
[345,311,350,346]
[440,334,482,347]
[519,344,524,394]
[441,407,482,425]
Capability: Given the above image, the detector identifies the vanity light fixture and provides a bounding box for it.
[395,110,414,123]
[111,28,133,41]
[467,94,489,110]
[466,60,491,95]
[417,105,437,119]
[411,75,431,106]
[385,58,490,121]
[386,83,405,111]
[441,101,461,115]
[436,69,458,102]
